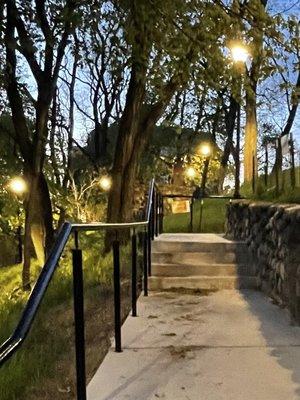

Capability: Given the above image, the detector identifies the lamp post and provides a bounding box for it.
[8,177,27,263]
[199,143,212,197]
[185,143,212,232]
[230,43,250,198]
[185,143,212,198]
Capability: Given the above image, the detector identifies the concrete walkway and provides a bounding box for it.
[87,290,300,400]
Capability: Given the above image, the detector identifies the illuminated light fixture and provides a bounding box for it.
[230,44,249,63]
[186,167,196,179]
[99,175,112,191]
[8,177,27,195]
[199,143,212,157]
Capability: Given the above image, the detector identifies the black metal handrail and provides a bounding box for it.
[0,178,163,400]
[161,192,242,233]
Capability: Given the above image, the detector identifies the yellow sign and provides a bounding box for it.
[171,200,190,214]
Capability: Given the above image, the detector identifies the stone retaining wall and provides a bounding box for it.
[226,201,300,324]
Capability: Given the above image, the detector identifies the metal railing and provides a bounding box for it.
[162,192,243,233]
[161,193,193,232]
[0,178,163,400]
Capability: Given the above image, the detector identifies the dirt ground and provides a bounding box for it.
[26,281,134,400]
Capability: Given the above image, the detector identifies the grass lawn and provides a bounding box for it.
[163,198,229,233]
[0,232,141,400]
[241,167,300,204]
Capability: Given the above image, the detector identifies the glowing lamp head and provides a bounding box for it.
[231,45,249,63]
[99,176,112,191]
[199,143,212,157]
[9,177,27,195]
[186,167,196,179]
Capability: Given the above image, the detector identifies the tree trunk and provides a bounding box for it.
[22,171,54,289]
[201,157,210,194]
[272,70,300,173]
[106,6,195,229]
[244,89,258,182]
[172,158,185,186]
[218,95,238,192]
[63,36,79,188]
[107,79,180,226]
[243,0,268,183]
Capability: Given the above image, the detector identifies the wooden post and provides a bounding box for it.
[198,199,204,233]
[264,144,268,187]
[298,151,300,187]
[252,153,255,194]
[275,139,279,197]
[190,197,194,233]
[234,102,241,198]
[290,132,296,189]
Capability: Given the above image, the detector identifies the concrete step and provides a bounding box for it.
[152,240,247,254]
[152,263,255,277]
[152,251,248,265]
[148,276,259,291]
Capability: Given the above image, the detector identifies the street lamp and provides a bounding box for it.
[9,176,27,195]
[189,142,212,233]
[198,143,212,158]
[198,142,212,196]
[99,175,112,191]
[8,177,27,263]
[186,166,196,179]
[230,43,250,198]
[231,45,249,63]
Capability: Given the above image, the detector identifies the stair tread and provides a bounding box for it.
[153,242,246,245]
[152,242,247,252]
[152,250,245,254]
[152,262,248,267]
[149,276,256,280]
[149,275,259,290]
[152,252,248,264]
[150,235,255,290]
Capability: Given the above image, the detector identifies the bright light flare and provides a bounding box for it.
[99,176,112,191]
[8,177,27,195]
[199,143,212,157]
[186,167,196,179]
[230,45,249,63]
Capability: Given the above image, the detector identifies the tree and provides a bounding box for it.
[74,6,126,166]
[107,0,232,225]
[2,0,81,288]
[236,0,268,184]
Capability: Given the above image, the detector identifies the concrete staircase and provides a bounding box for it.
[149,233,259,291]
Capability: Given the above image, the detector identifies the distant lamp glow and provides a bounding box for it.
[186,167,196,179]
[199,143,212,157]
[99,176,112,191]
[231,45,249,63]
[8,177,27,195]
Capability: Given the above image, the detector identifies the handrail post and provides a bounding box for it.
[112,239,122,352]
[143,230,148,296]
[160,194,164,234]
[151,195,155,241]
[190,197,194,233]
[154,190,159,236]
[74,230,79,249]
[131,230,137,316]
[157,193,162,234]
[147,224,152,277]
[72,248,87,400]
[152,189,156,237]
